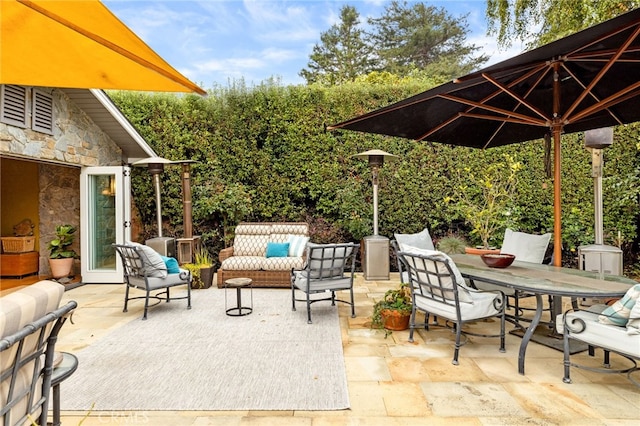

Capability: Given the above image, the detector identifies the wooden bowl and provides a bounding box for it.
[481,253,516,268]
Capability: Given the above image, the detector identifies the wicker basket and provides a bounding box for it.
[1,236,36,253]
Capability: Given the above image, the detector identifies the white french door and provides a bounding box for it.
[80,166,131,283]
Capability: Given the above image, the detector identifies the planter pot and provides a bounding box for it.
[464,247,501,256]
[49,258,73,279]
[199,266,214,289]
[381,309,411,331]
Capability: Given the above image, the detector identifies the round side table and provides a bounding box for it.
[224,277,253,316]
[50,352,78,426]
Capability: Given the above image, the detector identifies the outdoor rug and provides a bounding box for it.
[60,288,350,411]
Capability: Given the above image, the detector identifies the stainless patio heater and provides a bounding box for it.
[132,157,176,258]
[353,149,397,280]
[578,128,622,284]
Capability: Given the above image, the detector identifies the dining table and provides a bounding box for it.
[449,254,637,375]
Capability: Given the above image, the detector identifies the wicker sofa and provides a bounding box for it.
[217,222,309,288]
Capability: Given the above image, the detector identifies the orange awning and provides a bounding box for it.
[0,0,205,94]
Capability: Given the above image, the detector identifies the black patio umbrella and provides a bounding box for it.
[328,8,640,266]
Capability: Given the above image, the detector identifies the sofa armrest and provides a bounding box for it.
[219,246,234,264]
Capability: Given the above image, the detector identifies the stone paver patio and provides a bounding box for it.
[53,273,639,425]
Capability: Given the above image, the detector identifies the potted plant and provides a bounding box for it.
[182,248,214,289]
[371,283,413,335]
[47,224,78,278]
[447,153,522,253]
[437,235,468,254]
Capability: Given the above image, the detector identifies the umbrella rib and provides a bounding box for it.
[563,23,640,120]
[569,82,640,123]
[482,73,550,122]
[19,0,206,95]
[438,94,546,126]
[560,63,624,125]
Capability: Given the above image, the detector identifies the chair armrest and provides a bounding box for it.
[219,247,234,264]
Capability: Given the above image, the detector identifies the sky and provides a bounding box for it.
[103,0,525,89]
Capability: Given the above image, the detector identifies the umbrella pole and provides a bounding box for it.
[552,126,562,267]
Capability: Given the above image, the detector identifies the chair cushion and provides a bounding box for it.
[288,234,309,257]
[221,256,264,271]
[598,284,640,326]
[0,280,64,339]
[272,223,309,235]
[233,234,269,256]
[293,271,352,292]
[500,228,551,263]
[558,309,640,359]
[401,247,473,303]
[307,243,353,278]
[416,289,501,321]
[127,242,167,278]
[395,228,434,251]
[262,256,305,271]
[266,242,290,258]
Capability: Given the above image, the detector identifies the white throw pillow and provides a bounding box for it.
[401,246,473,303]
[287,234,309,257]
[500,228,551,263]
[129,242,167,278]
[395,228,435,251]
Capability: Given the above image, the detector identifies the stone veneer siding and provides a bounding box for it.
[1,87,124,277]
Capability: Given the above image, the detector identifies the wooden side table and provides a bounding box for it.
[224,277,253,316]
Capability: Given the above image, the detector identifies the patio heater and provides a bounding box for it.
[353,149,398,280]
[578,128,622,288]
[132,157,176,258]
[174,160,201,264]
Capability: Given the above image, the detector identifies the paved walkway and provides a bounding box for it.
[54,273,639,425]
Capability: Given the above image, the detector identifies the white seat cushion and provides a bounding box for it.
[416,290,502,321]
[557,309,640,359]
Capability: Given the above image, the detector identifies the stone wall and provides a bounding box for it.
[38,164,80,276]
[0,87,122,166]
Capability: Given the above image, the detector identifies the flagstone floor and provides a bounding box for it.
[33,274,640,425]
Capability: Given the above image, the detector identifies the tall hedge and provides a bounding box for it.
[109,80,639,273]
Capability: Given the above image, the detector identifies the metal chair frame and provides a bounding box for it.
[291,243,359,324]
[113,243,192,320]
[1,301,76,426]
[396,250,506,365]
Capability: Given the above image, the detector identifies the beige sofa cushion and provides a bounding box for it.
[234,234,269,256]
[262,256,305,271]
[221,256,264,271]
[272,223,308,235]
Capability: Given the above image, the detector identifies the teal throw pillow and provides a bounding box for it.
[160,255,181,274]
[266,242,290,258]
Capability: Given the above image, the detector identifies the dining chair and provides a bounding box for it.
[291,242,359,324]
[396,247,506,365]
[473,229,551,326]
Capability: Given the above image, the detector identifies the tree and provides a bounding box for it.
[300,5,374,85]
[367,1,488,79]
[486,0,640,49]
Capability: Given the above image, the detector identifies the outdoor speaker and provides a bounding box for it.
[584,127,613,149]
